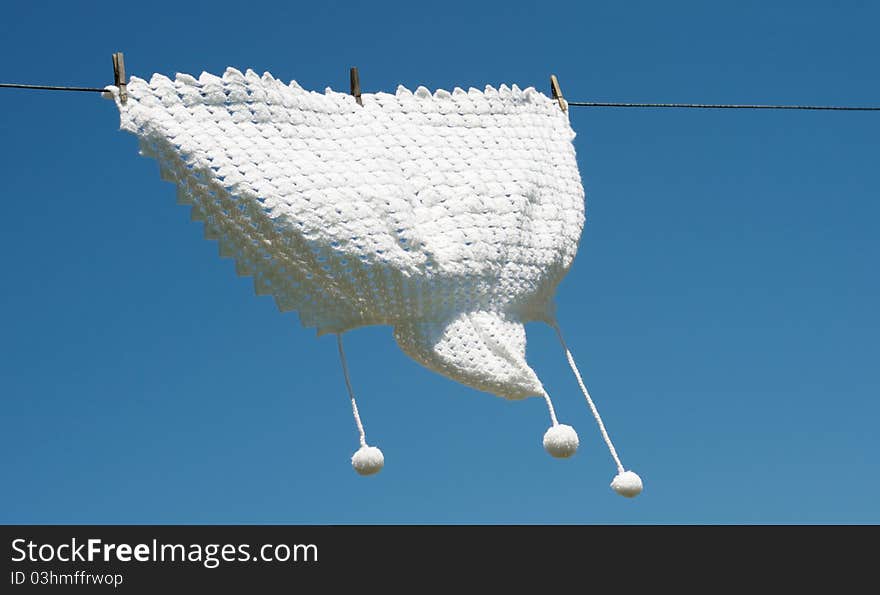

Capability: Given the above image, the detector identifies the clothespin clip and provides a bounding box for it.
[112,52,127,104]
[549,74,566,112]
[350,66,363,106]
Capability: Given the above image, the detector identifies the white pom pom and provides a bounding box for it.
[611,470,643,498]
[351,445,384,476]
[543,424,579,458]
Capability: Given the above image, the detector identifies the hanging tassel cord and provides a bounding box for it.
[553,325,625,474]
[336,333,367,448]
[542,392,560,426]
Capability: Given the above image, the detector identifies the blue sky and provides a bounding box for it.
[1,1,877,524]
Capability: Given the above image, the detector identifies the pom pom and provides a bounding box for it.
[351,445,384,476]
[543,424,579,458]
[610,470,643,498]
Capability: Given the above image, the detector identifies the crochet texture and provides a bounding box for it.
[111,68,585,400]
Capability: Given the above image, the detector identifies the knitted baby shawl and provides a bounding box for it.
[108,68,642,497]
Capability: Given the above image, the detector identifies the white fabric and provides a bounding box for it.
[111,68,585,400]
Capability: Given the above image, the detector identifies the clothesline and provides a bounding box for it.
[0,83,107,93]
[568,101,880,111]
[2,82,879,111]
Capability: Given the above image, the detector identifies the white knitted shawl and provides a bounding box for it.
[109,68,642,494]
[113,68,583,400]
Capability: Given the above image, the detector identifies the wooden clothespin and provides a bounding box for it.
[112,52,127,104]
[350,66,363,106]
[549,74,566,112]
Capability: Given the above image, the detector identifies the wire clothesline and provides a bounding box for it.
[0,83,108,93]
[567,101,880,111]
[2,81,879,111]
